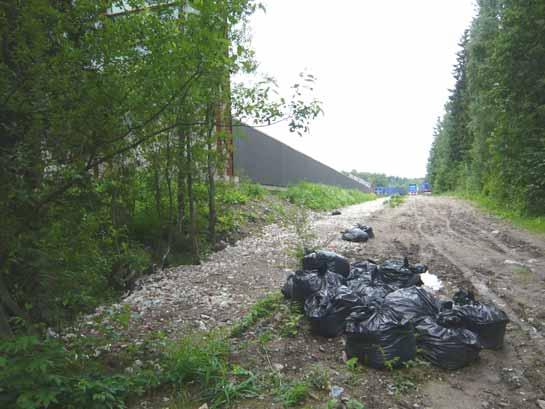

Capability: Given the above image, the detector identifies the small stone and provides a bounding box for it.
[198,404,209,409]
[537,399,545,409]
[272,363,284,371]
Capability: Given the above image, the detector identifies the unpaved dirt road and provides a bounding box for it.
[328,195,545,409]
[132,195,545,409]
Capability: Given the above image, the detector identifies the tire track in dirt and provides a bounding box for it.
[409,196,545,408]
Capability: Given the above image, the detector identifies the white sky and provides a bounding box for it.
[241,0,477,178]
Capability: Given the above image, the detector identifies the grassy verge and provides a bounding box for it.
[282,182,376,211]
[387,195,406,208]
[451,192,545,235]
[0,292,287,409]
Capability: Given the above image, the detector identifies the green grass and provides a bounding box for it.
[388,194,406,208]
[230,292,284,337]
[451,192,545,235]
[283,182,376,211]
[281,381,310,407]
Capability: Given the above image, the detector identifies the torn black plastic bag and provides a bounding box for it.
[302,250,350,277]
[284,270,344,302]
[342,228,369,243]
[348,280,394,306]
[304,286,362,337]
[415,317,481,370]
[438,303,509,350]
[384,287,439,325]
[345,306,416,369]
[379,258,423,288]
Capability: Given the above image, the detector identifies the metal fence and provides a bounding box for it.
[233,125,371,192]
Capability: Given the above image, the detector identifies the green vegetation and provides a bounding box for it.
[283,182,376,211]
[347,171,423,192]
[388,195,406,208]
[281,381,310,408]
[230,292,284,337]
[1,318,262,409]
[453,193,545,235]
[0,1,322,336]
[427,2,545,218]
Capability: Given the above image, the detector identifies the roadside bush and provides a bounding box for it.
[0,331,237,409]
[284,182,375,211]
[0,335,161,409]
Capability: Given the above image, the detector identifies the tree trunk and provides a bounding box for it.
[153,156,162,220]
[0,303,12,338]
[186,132,200,264]
[206,107,217,245]
[162,134,175,269]
[177,127,186,234]
[0,274,31,337]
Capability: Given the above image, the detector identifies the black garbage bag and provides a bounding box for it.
[346,268,372,283]
[346,260,380,282]
[438,303,509,350]
[348,280,394,306]
[345,305,416,369]
[303,250,350,277]
[415,317,481,370]
[384,287,439,325]
[281,273,296,299]
[304,286,363,337]
[453,289,476,306]
[355,224,375,239]
[283,270,344,302]
[379,258,423,288]
[352,259,379,270]
[342,228,369,243]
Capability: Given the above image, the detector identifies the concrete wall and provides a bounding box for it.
[233,126,371,192]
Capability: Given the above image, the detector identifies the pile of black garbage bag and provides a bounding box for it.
[282,250,509,370]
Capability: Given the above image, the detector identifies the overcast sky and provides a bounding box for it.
[241,0,476,178]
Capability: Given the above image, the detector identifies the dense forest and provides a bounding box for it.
[0,1,321,336]
[427,0,545,216]
[347,171,423,191]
